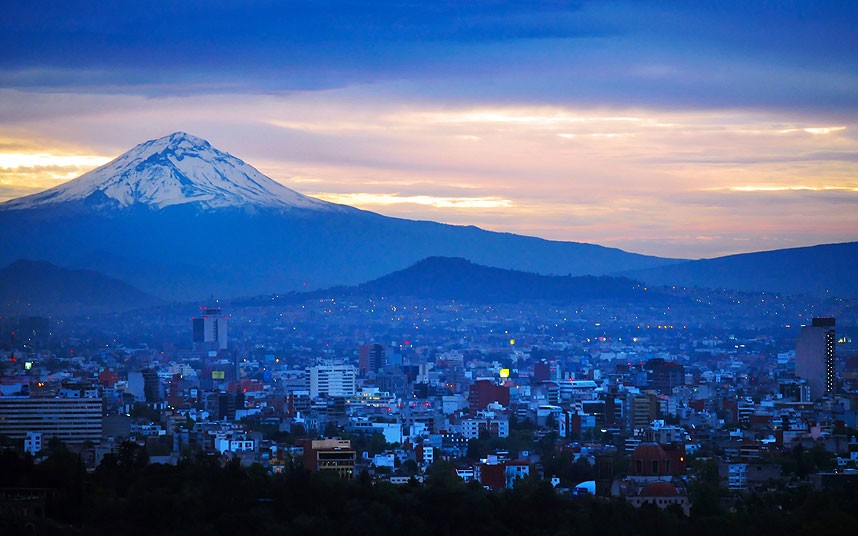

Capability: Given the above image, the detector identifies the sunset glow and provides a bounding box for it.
[1,1,856,258]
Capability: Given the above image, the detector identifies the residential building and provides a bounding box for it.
[468,379,510,415]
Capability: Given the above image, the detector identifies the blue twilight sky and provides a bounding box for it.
[1,1,857,258]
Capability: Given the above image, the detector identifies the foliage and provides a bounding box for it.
[2,447,858,535]
[347,432,389,457]
[542,451,596,487]
[771,444,837,477]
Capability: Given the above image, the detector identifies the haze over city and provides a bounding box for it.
[2,1,857,259]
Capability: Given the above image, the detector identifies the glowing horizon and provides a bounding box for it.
[1,2,856,259]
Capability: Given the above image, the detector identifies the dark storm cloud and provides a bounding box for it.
[0,1,601,89]
[1,1,856,111]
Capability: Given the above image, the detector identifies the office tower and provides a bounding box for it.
[192,305,228,351]
[629,393,659,429]
[795,317,836,399]
[647,358,685,394]
[308,364,357,399]
[127,368,162,402]
[0,397,103,443]
[358,343,385,375]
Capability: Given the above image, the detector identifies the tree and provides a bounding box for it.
[544,413,558,430]
[689,458,723,518]
[118,439,150,470]
[323,420,340,438]
[401,459,419,476]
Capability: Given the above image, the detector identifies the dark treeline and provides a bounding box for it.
[2,444,858,536]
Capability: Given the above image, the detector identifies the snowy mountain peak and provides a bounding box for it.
[135,131,221,158]
[1,132,341,212]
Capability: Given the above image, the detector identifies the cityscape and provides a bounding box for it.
[2,2,858,535]
[1,258,857,532]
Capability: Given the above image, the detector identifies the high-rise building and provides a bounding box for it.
[795,317,836,399]
[192,305,228,351]
[127,368,161,402]
[358,343,385,375]
[0,397,103,443]
[629,393,659,430]
[308,364,357,399]
[646,358,685,394]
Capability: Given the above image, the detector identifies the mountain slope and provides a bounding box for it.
[0,205,680,300]
[236,256,663,305]
[0,259,161,315]
[0,132,681,300]
[624,242,858,298]
[1,132,341,211]
[354,256,647,302]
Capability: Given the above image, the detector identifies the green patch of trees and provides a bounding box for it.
[1,444,858,536]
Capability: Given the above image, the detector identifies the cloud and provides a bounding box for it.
[309,193,513,209]
[0,153,109,169]
[1,2,856,114]
[0,80,856,259]
[0,184,45,200]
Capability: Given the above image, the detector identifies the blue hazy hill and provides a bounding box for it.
[624,242,858,298]
[354,256,648,302]
[0,259,161,315]
[236,256,670,306]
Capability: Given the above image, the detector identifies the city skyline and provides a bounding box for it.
[2,1,857,259]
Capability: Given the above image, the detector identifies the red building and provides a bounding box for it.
[98,368,119,387]
[359,344,385,375]
[468,380,510,416]
[629,443,686,477]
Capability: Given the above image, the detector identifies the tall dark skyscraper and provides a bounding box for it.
[193,305,228,351]
[795,317,836,399]
[358,344,385,375]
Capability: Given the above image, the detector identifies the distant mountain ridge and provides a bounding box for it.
[354,256,647,302]
[624,241,858,298]
[0,259,161,315]
[0,132,679,300]
[236,256,659,305]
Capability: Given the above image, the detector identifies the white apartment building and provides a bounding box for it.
[308,364,357,399]
[0,397,103,443]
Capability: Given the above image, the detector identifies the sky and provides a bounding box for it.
[1,0,857,260]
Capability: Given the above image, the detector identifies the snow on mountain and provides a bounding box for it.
[1,132,340,211]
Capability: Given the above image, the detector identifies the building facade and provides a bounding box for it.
[0,397,103,443]
[358,344,385,375]
[192,305,228,351]
[308,364,357,399]
[796,317,836,399]
[300,438,356,479]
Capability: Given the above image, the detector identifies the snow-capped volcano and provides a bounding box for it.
[0,132,681,301]
[1,132,338,211]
